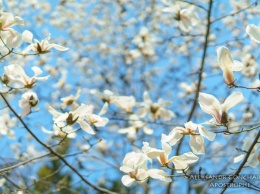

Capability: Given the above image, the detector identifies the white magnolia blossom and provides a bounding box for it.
[165,121,216,154]
[246,24,260,44]
[142,139,199,173]
[234,132,260,168]
[3,64,49,88]
[60,89,81,109]
[120,151,171,186]
[0,111,16,138]
[137,91,175,121]
[0,12,24,48]
[112,95,136,113]
[119,114,153,140]
[19,92,39,117]
[132,27,157,57]
[163,3,199,32]
[120,152,150,186]
[22,30,69,54]
[217,46,244,85]
[48,104,108,134]
[198,92,244,125]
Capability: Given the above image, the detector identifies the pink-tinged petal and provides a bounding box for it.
[77,119,95,134]
[198,125,216,141]
[190,135,205,155]
[221,92,244,112]
[166,127,184,146]
[232,60,244,71]
[246,24,260,44]
[122,175,135,187]
[147,169,171,182]
[22,30,33,43]
[198,92,222,123]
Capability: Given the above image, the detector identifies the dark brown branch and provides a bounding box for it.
[166,0,213,194]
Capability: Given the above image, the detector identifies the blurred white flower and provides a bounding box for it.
[19,91,39,117]
[60,89,81,109]
[198,92,244,126]
[137,91,175,121]
[234,132,259,168]
[246,24,260,44]
[112,95,136,113]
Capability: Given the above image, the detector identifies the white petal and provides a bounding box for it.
[198,93,222,123]
[198,125,216,141]
[48,43,69,51]
[246,24,260,44]
[22,30,33,43]
[77,119,95,134]
[190,135,205,155]
[31,66,43,77]
[143,91,152,104]
[232,60,244,71]
[47,106,62,118]
[147,169,171,182]
[166,127,184,146]
[142,142,164,158]
[221,92,244,112]
[122,175,135,187]
[234,154,245,163]
[99,102,108,116]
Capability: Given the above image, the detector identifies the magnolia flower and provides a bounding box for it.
[0,111,16,137]
[120,152,150,186]
[166,121,216,154]
[19,92,39,117]
[120,151,171,186]
[3,64,49,88]
[119,115,153,140]
[142,140,199,173]
[22,30,69,54]
[60,89,81,109]
[48,104,96,134]
[112,96,136,113]
[162,3,199,32]
[217,46,244,85]
[246,24,260,44]
[234,132,259,168]
[0,12,24,48]
[198,92,244,125]
[137,91,175,121]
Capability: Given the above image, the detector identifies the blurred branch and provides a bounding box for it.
[211,1,258,23]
